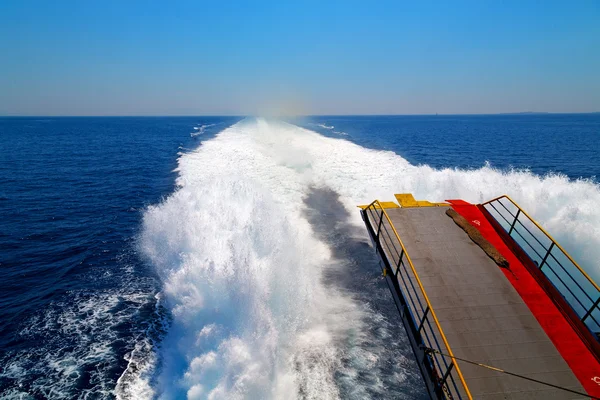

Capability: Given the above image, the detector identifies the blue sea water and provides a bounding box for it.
[294,114,600,179]
[0,115,599,399]
[0,117,240,398]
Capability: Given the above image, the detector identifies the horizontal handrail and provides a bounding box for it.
[482,195,600,334]
[483,195,600,293]
[365,200,473,399]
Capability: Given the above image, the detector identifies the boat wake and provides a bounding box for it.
[134,118,600,399]
[310,122,347,136]
[190,124,216,138]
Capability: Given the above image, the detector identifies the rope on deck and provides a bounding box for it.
[445,208,513,275]
[422,346,598,399]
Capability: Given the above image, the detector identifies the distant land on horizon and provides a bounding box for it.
[495,111,599,115]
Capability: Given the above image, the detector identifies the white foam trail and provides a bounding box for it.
[190,124,216,137]
[140,118,600,399]
[1,289,154,399]
[310,123,334,130]
[141,119,356,399]
[318,123,334,130]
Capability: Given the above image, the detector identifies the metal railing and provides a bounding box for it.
[482,195,600,337]
[363,200,472,400]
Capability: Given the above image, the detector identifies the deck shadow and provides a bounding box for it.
[302,186,428,400]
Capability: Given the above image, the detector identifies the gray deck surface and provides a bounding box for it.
[370,206,586,399]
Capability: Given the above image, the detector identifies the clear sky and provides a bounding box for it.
[1,0,599,116]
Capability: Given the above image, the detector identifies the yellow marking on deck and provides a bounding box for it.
[395,193,449,207]
[358,201,399,209]
[395,193,418,207]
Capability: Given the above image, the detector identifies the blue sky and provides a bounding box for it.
[1,0,599,115]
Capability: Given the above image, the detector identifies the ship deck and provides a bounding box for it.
[364,200,585,399]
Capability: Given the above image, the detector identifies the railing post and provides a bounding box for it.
[438,362,455,397]
[376,209,384,239]
[582,296,600,323]
[401,303,408,319]
[418,306,430,333]
[396,248,405,276]
[538,242,555,270]
[508,209,521,235]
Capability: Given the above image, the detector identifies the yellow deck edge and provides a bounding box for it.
[364,200,473,399]
[358,201,399,209]
[359,193,449,209]
[395,193,449,208]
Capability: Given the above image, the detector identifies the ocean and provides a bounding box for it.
[1,115,599,399]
